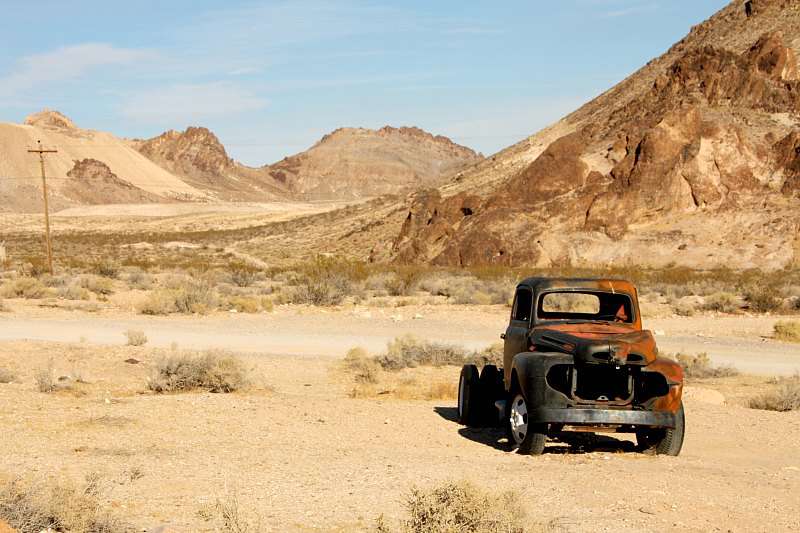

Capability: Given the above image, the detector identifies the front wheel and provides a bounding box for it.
[636,402,685,456]
[507,393,546,455]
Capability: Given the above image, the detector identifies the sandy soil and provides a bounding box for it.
[0,333,798,532]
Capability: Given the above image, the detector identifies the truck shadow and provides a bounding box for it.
[434,406,638,454]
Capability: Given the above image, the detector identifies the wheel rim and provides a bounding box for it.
[458,373,466,418]
[510,394,528,444]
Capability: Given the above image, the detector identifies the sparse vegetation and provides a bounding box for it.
[0,277,51,299]
[228,261,261,288]
[138,278,219,315]
[343,347,381,384]
[748,375,800,412]
[147,350,250,393]
[0,474,133,533]
[57,283,91,301]
[744,284,781,313]
[0,368,15,384]
[674,352,738,379]
[78,275,114,296]
[200,491,262,533]
[289,256,366,306]
[377,335,468,370]
[774,320,800,343]
[0,298,6,312]
[702,292,739,313]
[91,259,120,278]
[35,360,56,393]
[124,329,148,347]
[400,480,526,533]
[227,296,261,314]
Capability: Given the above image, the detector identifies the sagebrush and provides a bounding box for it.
[148,351,250,393]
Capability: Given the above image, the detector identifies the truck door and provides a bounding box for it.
[504,287,533,387]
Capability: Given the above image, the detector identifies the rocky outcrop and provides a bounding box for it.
[392,27,800,268]
[136,127,234,183]
[24,109,78,131]
[62,159,162,204]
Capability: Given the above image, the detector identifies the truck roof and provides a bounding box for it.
[517,277,637,294]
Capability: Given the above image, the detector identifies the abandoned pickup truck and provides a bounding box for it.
[457,278,685,455]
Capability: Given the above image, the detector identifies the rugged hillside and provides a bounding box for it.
[133,127,289,201]
[0,110,207,212]
[264,126,482,199]
[392,0,800,270]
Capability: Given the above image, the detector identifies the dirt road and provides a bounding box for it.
[1,304,798,375]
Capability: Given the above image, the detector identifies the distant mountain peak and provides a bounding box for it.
[24,109,78,131]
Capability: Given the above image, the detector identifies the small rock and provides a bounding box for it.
[124,358,140,364]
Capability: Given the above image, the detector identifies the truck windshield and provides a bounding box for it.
[537,291,634,323]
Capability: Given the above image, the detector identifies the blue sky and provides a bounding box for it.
[0,0,728,165]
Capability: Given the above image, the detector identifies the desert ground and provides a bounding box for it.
[1,297,799,532]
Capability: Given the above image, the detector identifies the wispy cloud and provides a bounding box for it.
[0,43,154,97]
[119,82,267,126]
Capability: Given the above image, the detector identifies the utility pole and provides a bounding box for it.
[28,140,57,275]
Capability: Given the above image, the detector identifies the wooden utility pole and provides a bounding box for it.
[28,140,58,274]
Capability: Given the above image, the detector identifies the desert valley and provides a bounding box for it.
[1,1,800,532]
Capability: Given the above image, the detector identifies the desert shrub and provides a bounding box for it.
[21,257,49,278]
[0,368,15,383]
[126,269,153,290]
[57,283,91,301]
[418,273,512,305]
[701,292,739,313]
[124,329,148,347]
[0,299,6,312]
[672,299,696,317]
[0,474,133,533]
[34,361,56,393]
[228,261,261,288]
[748,375,800,412]
[402,480,526,533]
[90,259,120,278]
[290,256,365,306]
[343,347,381,384]
[228,296,261,314]
[675,352,738,379]
[260,297,274,312]
[744,284,781,313]
[377,335,468,370]
[468,343,504,367]
[147,351,249,393]
[774,320,800,343]
[78,275,114,295]
[200,491,262,533]
[138,279,219,315]
[1,277,51,299]
[137,290,177,315]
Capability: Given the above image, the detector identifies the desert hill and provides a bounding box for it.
[263,126,482,199]
[0,110,207,212]
[391,0,800,270]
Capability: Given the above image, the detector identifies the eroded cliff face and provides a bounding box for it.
[392,28,800,269]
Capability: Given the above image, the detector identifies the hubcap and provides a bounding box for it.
[509,394,528,444]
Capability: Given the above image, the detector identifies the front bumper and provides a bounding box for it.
[529,407,676,428]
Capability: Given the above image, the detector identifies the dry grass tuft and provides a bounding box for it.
[228,261,261,288]
[0,277,51,299]
[57,283,91,301]
[774,320,800,343]
[79,275,114,296]
[138,278,219,315]
[674,352,738,379]
[289,256,366,306]
[701,292,739,313]
[200,491,262,533]
[0,473,134,533]
[35,360,57,393]
[744,284,782,313]
[124,329,148,347]
[377,335,468,370]
[0,368,15,384]
[90,259,120,279]
[402,480,526,533]
[0,298,7,312]
[147,350,250,393]
[748,375,800,412]
[343,347,381,384]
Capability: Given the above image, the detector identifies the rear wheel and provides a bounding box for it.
[636,402,685,456]
[457,365,482,426]
[507,393,546,455]
[479,365,504,426]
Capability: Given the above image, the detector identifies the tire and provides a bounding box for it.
[636,402,685,456]
[507,392,546,455]
[479,365,504,426]
[457,364,482,427]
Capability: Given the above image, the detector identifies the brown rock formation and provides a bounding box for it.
[62,159,163,204]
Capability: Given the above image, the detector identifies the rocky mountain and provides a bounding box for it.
[391,0,800,270]
[264,126,482,199]
[133,127,289,201]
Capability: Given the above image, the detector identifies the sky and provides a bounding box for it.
[0,0,729,166]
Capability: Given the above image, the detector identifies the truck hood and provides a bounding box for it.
[532,324,658,365]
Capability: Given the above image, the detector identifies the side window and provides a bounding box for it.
[512,288,533,322]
